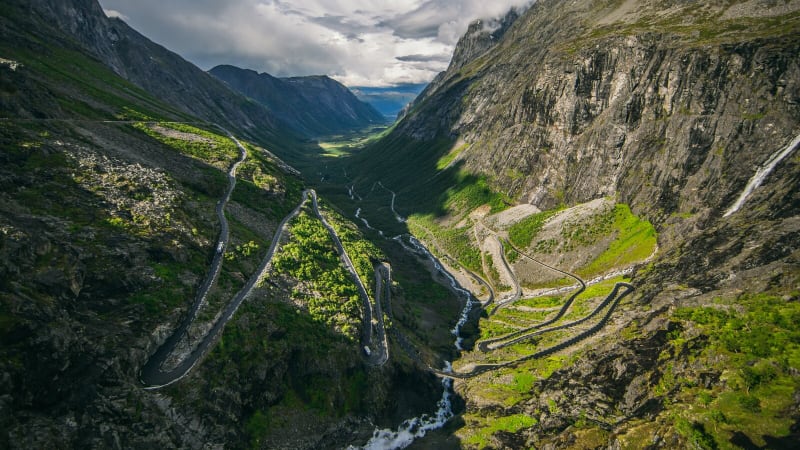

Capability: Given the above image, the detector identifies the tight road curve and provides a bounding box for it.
[140,130,309,389]
[309,190,389,366]
[431,232,634,379]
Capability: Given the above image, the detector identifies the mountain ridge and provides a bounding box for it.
[210,64,386,137]
[337,0,800,446]
[20,0,300,147]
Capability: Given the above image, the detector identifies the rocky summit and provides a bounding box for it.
[1,0,799,449]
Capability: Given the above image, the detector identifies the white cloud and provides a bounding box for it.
[97,0,533,87]
[102,9,128,21]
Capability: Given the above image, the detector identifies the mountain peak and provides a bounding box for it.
[449,7,520,73]
[209,64,386,137]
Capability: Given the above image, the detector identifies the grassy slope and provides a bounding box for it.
[0,5,407,448]
[326,3,800,447]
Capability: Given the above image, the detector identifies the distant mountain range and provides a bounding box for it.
[209,65,387,137]
[349,84,428,120]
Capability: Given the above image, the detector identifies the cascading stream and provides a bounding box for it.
[723,133,800,217]
[352,234,474,450]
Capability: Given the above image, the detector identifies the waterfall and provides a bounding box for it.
[723,133,800,218]
[350,236,474,449]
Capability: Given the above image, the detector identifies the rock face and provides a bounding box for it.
[390,0,800,225]
[19,0,293,146]
[353,0,800,448]
[448,8,519,74]
[210,65,386,137]
[400,7,520,120]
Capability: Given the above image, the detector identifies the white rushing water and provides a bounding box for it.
[351,236,475,449]
[355,208,384,236]
[407,236,475,350]
[355,375,455,450]
[723,133,800,218]
[378,182,407,223]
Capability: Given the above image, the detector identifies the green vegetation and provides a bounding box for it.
[583,276,627,298]
[436,142,470,170]
[2,123,221,319]
[493,307,550,326]
[344,131,510,223]
[320,204,383,294]
[272,211,362,340]
[457,353,572,409]
[199,298,369,449]
[224,239,260,263]
[464,413,537,448]
[408,218,483,274]
[245,410,270,448]
[133,122,239,168]
[132,123,303,219]
[238,141,304,211]
[130,257,206,313]
[2,28,189,121]
[442,170,511,215]
[317,125,392,158]
[578,204,656,277]
[560,204,617,250]
[508,209,560,248]
[479,319,520,340]
[515,295,562,309]
[238,146,283,192]
[663,292,800,447]
[505,201,655,283]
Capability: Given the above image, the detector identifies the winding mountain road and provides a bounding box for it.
[339,178,635,381]
[140,130,247,388]
[310,190,389,366]
[371,263,392,366]
[433,281,634,379]
[477,238,586,352]
[140,131,310,389]
[421,222,631,379]
[486,235,522,313]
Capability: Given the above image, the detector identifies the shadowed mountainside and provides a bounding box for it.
[210,64,386,137]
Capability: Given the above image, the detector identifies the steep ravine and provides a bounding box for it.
[342,0,800,448]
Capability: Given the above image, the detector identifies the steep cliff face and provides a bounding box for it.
[398,8,520,122]
[448,9,520,74]
[18,0,295,146]
[395,0,800,226]
[349,0,800,447]
[210,65,386,137]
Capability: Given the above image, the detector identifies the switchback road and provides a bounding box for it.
[140,132,308,388]
[310,190,389,366]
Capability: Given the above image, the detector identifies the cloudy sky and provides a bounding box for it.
[98,0,532,87]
